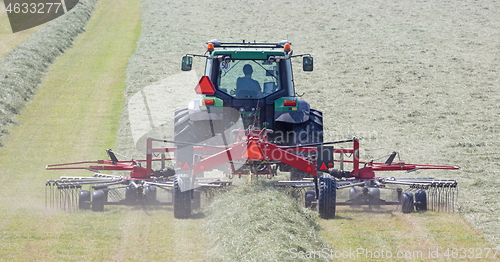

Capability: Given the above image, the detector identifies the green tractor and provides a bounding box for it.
[179,40,322,180]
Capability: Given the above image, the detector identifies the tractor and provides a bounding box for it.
[178,40,320,181]
[45,40,458,219]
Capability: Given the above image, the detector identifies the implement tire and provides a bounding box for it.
[317,174,336,219]
[305,190,316,208]
[414,190,427,211]
[145,185,157,202]
[91,190,105,212]
[78,190,91,210]
[173,174,192,219]
[402,192,414,214]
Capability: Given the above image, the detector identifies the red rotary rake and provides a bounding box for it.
[46,126,458,219]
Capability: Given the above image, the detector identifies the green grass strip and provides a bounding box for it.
[0,0,143,260]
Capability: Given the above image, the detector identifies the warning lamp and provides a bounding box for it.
[202,99,215,106]
[284,43,291,53]
[284,100,296,106]
[195,76,216,95]
[207,43,215,52]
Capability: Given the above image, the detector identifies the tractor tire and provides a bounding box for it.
[305,190,316,208]
[288,109,324,180]
[349,187,360,200]
[78,190,91,210]
[369,187,381,208]
[317,174,336,219]
[145,185,157,202]
[292,109,324,144]
[174,108,220,144]
[173,174,192,219]
[192,190,201,210]
[414,190,427,211]
[401,192,414,214]
[91,190,105,212]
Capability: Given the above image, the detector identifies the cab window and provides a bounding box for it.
[215,60,281,99]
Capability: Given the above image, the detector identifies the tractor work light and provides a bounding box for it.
[195,76,216,95]
[284,100,296,106]
[284,43,291,53]
[207,43,215,52]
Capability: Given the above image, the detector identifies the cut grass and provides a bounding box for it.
[319,206,497,261]
[0,0,211,260]
[206,179,330,262]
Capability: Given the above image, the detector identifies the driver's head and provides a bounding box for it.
[243,64,253,76]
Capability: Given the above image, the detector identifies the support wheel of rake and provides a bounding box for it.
[305,190,316,208]
[317,174,336,219]
[92,190,105,212]
[369,187,381,209]
[414,190,427,211]
[125,186,137,203]
[173,174,192,219]
[78,190,91,210]
[349,187,360,200]
[145,185,157,202]
[401,192,414,214]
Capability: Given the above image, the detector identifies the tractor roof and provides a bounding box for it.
[207,39,290,59]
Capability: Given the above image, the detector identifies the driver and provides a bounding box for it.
[236,64,262,98]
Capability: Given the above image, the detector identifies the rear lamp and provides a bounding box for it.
[284,100,296,106]
[202,99,215,106]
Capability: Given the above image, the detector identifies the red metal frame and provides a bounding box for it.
[47,129,458,180]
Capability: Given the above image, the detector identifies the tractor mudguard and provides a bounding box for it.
[274,99,310,124]
[187,98,224,121]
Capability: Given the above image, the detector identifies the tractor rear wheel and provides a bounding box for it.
[401,192,414,213]
[288,109,323,180]
[173,174,192,219]
[174,108,221,144]
[91,190,105,212]
[78,190,91,210]
[317,174,336,219]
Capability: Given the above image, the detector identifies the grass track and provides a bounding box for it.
[0,0,206,260]
[319,207,496,261]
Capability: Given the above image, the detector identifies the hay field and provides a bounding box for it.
[119,0,500,248]
[0,0,499,260]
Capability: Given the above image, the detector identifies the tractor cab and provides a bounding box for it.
[181,40,317,144]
